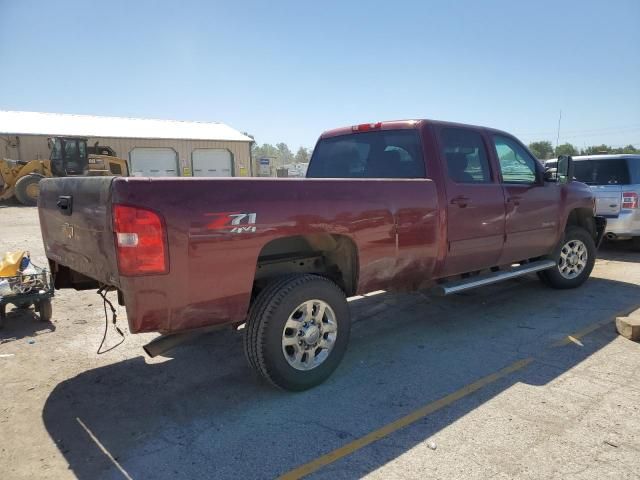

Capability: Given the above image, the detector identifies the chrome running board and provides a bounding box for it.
[432,259,556,296]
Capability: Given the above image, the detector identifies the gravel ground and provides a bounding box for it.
[1,204,639,480]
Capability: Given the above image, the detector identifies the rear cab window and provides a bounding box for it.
[574,159,631,185]
[306,129,426,179]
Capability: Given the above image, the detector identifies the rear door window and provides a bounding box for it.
[573,159,631,185]
[439,127,492,183]
[306,129,426,179]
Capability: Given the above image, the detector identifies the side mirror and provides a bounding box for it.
[556,155,573,184]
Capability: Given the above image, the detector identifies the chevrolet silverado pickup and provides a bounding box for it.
[38,119,605,390]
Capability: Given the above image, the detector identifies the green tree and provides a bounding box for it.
[253,143,279,161]
[619,144,639,154]
[276,143,294,166]
[581,144,610,155]
[554,143,578,157]
[528,141,554,160]
[294,147,309,163]
[252,143,279,175]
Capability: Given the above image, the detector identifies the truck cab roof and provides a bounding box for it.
[319,119,514,140]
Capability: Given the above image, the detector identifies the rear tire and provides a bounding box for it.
[632,237,640,251]
[539,226,596,289]
[244,274,351,391]
[14,175,42,206]
[0,304,5,329]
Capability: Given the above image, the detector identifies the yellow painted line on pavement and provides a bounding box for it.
[279,357,533,480]
[280,312,632,480]
[550,306,639,348]
[551,318,612,347]
[567,335,584,347]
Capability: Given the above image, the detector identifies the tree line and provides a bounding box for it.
[242,133,311,168]
[252,143,311,167]
[528,141,639,160]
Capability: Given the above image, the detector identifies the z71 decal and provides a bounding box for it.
[205,212,258,233]
[189,212,259,239]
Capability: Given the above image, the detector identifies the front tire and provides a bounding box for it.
[14,174,42,206]
[244,275,351,391]
[539,226,596,289]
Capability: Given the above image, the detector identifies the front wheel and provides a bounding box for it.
[539,226,596,289]
[14,174,42,206]
[244,274,351,391]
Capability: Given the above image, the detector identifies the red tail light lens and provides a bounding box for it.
[113,204,168,276]
[622,192,638,209]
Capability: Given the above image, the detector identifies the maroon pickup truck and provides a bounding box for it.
[38,119,605,390]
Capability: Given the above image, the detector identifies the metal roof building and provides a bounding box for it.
[0,111,254,177]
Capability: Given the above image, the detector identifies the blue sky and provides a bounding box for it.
[1,0,639,150]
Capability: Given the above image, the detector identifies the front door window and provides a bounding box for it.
[493,135,538,184]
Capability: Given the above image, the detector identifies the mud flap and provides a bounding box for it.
[594,216,607,248]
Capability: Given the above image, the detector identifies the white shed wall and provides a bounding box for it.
[0,134,252,176]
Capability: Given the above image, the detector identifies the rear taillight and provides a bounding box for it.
[113,204,168,276]
[622,192,639,209]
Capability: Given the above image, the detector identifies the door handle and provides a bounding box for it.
[507,196,522,206]
[450,195,470,208]
[57,195,73,216]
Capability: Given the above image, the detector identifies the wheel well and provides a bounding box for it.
[565,208,596,237]
[254,234,358,296]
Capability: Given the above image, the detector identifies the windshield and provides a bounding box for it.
[50,138,87,176]
[50,138,63,161]
[573,159,631,185]
[306,130,425,179]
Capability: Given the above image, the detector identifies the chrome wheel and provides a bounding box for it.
[282,299,337,371]
[558,239,587,279]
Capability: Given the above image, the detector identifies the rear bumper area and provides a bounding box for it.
[603,210,640,238]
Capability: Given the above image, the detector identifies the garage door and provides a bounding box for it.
[129,148,179,177]
[192,149,233,177]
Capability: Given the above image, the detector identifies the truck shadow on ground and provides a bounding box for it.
[0,306,55,344]
[597,239,639,261]
[0,199,32,209]
[42,275,640,480]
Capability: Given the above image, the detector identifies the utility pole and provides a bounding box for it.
[555,109,562,149]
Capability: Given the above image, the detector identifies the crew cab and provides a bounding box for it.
[38,119,605,390]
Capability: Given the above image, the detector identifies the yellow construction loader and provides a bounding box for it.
[0,137,128,206]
